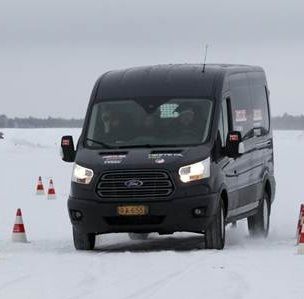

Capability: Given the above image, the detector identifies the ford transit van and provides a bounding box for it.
[61,64,276,250]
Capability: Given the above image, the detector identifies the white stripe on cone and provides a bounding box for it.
[14,215,23,224]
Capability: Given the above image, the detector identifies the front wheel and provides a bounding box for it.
[247,192,270,238]
[205,199,225,250]
[73,227,96,250]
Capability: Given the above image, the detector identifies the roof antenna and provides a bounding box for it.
[202,44,209,73]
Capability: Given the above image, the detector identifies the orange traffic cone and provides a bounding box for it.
[297,204,304,245]
[12,209,28,243]
[36,176,45,195]
[47,179,56,200]
[298,225,304,254]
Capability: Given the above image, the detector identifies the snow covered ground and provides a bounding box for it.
[0,129,303,299]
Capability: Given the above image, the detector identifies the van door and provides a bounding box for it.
[248,73,272,203]
[227,73,257,217]
[217,97,239,212]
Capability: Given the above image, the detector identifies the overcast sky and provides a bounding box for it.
[1,0,303,118]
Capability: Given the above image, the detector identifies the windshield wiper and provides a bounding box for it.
[85,139,203,149]
[85,138,117,149]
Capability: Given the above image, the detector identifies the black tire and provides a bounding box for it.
[128,233,149,241]
[73,227,96,250]
[247,192,270,238]
[205,199,225,250]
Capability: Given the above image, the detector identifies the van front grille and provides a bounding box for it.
[96,170,174,199]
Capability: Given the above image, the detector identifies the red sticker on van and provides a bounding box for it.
[62,139,70,146]
[229,134,239,142]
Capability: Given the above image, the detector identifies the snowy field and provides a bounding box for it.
[0,129,304,299]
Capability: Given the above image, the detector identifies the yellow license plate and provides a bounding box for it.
[117,205,149,216]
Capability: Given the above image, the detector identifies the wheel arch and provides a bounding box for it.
[219,185,229,218]
[261,173,272,216]
[264,179,272,201]
[262,170,272,202]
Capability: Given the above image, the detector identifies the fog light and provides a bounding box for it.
[193,208,205,217]
[71,210,83,221]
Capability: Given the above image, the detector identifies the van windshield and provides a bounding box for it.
[85,98,213,148]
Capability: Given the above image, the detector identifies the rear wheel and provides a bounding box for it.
[73,227,96,250]
[128,233,149,241]
[247,192,270,238]
[205,199,225,250]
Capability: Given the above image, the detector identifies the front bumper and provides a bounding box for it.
[68,193,218,234]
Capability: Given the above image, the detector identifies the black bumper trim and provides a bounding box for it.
[68,193,218,234]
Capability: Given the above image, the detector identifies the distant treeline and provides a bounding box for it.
[1,113,304,130]
[271,114,304,130]
[0,115,83,128]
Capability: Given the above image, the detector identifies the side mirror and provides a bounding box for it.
[226,131,244,158]
[61,136,76,162]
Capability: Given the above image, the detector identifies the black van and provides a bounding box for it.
[61,64,275,250]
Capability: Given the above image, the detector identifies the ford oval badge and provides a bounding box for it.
[124,179,144,188]
[155,158,165,164]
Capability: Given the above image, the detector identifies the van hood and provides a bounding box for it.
[75,145,212,171]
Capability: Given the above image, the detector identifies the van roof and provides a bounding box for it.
[96,64,264,100]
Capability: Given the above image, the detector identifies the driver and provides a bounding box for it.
[178,108,195,127]
[101,111,124,142]
[102,111,120,134]
[174,104,201,140]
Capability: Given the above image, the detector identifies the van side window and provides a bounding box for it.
[230,76,253,139]
[251,85,270,134]
[218,99,229,147]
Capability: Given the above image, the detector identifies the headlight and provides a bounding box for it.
[72,164,94,184]
[178,158,210,183]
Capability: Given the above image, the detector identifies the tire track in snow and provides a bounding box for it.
[62,235,207,299]
[0,275,30,293]
[224,270,250,299]
[119,252,217,299]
